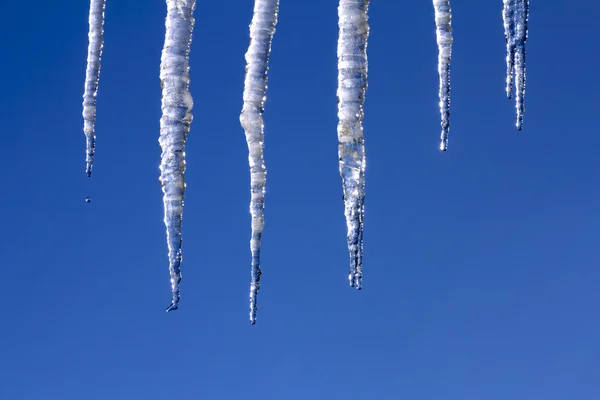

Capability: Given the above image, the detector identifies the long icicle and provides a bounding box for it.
[159,0,196,312]
[82,0,106,178]
[502,0,516,99]
[240,0,279,325]
[337,0,369,290]
[433,0,453,151]
[514,0,529,130]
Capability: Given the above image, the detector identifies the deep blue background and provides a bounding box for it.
[1,1,599,399]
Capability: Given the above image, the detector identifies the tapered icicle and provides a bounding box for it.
[514,0,529,130]
[240,0,279,325]
[433,0,453,151]
[159,0,196,312]
[502,0,516,99]
[82,0,106,178]
[503,0,529,130]
[337,0,369,290]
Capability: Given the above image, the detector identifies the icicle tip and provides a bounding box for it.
[165,303,179,312]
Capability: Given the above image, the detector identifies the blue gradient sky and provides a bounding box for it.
[1,1,599,399]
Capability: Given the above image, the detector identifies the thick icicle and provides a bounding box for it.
[502,0,516,99]
[159,0,196,312]
[82,0,106,178]
[433,0,453,151]
[503,0,529,130]
[337,0,369,290]
[240,0,279,325]
[514,0,529,130]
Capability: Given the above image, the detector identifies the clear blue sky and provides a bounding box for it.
[1,1,599,399]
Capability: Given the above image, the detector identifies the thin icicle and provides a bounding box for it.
[502,0,516,99]
[159,0,196,312]
[514,0,529,130]
[82,0,106,178]
[503,0,529,129]
[337,0,369,290]
[240,0,279,325]
[433,0,453,151]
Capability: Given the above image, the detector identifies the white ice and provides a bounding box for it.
[82,0,106,178]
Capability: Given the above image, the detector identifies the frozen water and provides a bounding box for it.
[433,0,452,151]
[240,0,280,325]
[158,0,197,312]
[337,0,370,290]
[82,0,106,178]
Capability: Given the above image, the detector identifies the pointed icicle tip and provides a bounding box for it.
[166,303,179,312]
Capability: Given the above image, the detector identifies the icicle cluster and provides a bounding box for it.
[337,0,369,290]
[82,0,106,178]
[433,0,453,151]
[503,0,529,130]
[79,1,534,320]
[158,0,196,312]
[240,0,280,325]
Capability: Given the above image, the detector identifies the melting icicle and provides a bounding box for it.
[159,0,196,312]
[82,0,106,178]
[502,0,516,99]
[240,0,279,325]
[337,0,369,290]
[433,0,453,151]
[503,0,529,130]
[514,0,529,130]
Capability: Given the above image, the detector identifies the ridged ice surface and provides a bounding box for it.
[337,0,369,290]
[433,0,452,151]
[240,0,279,325]
[503,0,529,130]
[82,0,106,178]
[159,0,196,312]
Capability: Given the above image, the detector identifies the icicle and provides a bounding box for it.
[433,0,453,151]
[159,0,196,312]
[240,0,279,325]
[337,0,369,290]
[82,0,106,178]
[502,0,516,100]
[503,0,529,130]
[514,0,529,130]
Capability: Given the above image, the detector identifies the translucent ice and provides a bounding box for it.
[433,0,452,151]
[158,0,196,312]
[82,0,106,178]
[337,0,369,290]
[240,0,280,324]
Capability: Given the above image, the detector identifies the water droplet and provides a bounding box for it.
[85,197,92,203]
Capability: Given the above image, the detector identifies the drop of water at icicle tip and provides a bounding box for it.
[85,197,92,203]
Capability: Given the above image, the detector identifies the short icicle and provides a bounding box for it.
[240,0,280,325]
[514,0,529,130]
[433,0,453,151]
[502,0,516,99]
[337,0,370,290]
[503,0,529,129]
[82,0,106,178]
[159,0,196,312]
